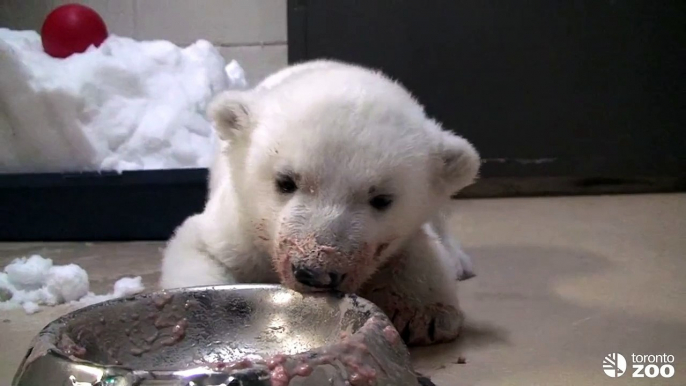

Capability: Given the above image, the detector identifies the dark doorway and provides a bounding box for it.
[288,0,686,196]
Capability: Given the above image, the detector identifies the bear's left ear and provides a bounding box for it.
[433,128,481,196]
[207,90,254,142]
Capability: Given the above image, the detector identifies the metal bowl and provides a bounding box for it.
[12,284,429,386]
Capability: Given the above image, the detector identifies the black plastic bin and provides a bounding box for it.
[0,169,207,241]
[2,162,684,241]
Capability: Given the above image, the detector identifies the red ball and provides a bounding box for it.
[41,4,108,58]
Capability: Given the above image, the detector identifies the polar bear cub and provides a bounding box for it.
[160,60,480,346]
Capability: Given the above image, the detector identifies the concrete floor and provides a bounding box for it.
[1,194,685,385]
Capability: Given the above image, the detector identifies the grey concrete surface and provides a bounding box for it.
[1,194,685,385]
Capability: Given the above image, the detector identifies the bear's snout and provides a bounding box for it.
[291,264,345,289]
[274,233,376,293]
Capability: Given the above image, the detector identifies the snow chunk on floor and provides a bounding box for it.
[4,255,53,290]
[0,28,248,173]
[47,264,90,302]
[0,255,145,314]
[77,276,145,307]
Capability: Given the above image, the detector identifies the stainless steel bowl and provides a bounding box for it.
[12,284,430,386]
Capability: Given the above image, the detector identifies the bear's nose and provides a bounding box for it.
[292,264,344,289]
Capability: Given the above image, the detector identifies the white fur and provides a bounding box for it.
[160,60,479,345]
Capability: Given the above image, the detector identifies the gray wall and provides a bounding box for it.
[0,0,288,85]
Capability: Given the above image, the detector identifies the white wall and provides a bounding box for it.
[0,0,288,85]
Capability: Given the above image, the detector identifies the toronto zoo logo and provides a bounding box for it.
[603,353,627,377]
[603,353,675,378]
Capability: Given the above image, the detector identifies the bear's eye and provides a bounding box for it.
[276,174,298,194]
[369,194,393,211]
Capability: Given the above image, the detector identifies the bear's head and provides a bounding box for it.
[208,64,479,293]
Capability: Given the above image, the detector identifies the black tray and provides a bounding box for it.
[2,163,683,241]
[0,169,207,241]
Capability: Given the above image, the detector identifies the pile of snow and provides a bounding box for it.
[0,28,248,173]
[0,255,144,314]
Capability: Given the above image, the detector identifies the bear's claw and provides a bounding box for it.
[390,303,463,346]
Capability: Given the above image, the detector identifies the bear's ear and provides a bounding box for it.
[433,127,481,196]
[207,90,253,141]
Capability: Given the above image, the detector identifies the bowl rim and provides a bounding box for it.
[44,283,379,332]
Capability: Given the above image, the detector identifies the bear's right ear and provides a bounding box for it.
[207,90,253,141]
